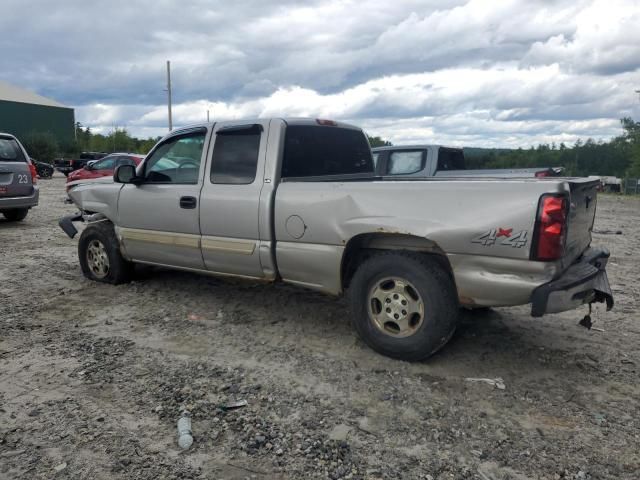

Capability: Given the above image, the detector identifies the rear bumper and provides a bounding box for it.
[0,187,39,210]
[531,247,614,317]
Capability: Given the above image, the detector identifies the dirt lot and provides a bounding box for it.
[1,175,639,480]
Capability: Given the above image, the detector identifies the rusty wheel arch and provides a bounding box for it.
[340,233,456,292]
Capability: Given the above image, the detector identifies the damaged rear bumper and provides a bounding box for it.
[531,247,614,317]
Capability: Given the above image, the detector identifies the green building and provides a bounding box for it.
[0,80,75,144]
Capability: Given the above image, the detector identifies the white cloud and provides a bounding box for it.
[3,0,640,147]
[76,64,638,146]
[523,0,640,74]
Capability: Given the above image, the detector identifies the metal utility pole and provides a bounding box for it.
[207,109,210,122]
[166,60,173,131]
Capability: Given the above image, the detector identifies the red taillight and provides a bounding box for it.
[535,170,550,178]
[28,163,38,184]
[316,119,337,126]
[533,195,568,260]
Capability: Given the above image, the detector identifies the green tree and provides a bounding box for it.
[367,135,392,148]
[620,117,640,177]
[470,118,638,178]
[22,132,59,163]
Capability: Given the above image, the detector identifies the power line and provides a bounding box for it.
[166,61,173,131]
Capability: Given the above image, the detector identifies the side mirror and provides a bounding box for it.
[114,164,138,184]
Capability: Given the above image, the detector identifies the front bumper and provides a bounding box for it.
[56,166,73,174]
[0,187,40,210]
[531,247,614,317]
[59,212,83,238]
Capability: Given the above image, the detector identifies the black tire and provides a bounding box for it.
[3,208,29,222]
[78,222,133,284]
[348,251,459,361]
[464,306,492,314]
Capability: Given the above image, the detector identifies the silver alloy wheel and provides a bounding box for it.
[86,239,110,279]
[367,277,425,338]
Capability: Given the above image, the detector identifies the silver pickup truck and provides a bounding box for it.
[372,145,563,178]
[59,118,613,361]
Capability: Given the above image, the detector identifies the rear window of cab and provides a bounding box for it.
[282,126,373,178]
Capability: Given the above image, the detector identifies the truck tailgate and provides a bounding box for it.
[564,179,599,265]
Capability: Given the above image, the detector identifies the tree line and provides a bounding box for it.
[21,118,640,179]
[22,123,161,163]
[369,117,640,178]
[465,117,640,178]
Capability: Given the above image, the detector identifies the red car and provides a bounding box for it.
[66,153,144,191]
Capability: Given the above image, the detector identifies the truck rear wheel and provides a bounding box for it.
[78,222,132,284]
[2,208,29,222]
[348,251,459,361]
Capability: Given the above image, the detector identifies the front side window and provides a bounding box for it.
[282,126,373,178]
[144,131,205,184]
[388,151,424,175]
[210,125,261,184]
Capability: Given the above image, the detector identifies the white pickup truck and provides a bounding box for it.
[59,118,613,360]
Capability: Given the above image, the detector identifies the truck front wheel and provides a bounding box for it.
[348,252,459,361]
[78,222,132,284]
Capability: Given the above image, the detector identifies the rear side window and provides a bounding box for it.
[437,149,465,171]
[210,125,262,184]
[93,156,116,170]
[388,151,424,175]
[117,156,137,167]
[0,138,25,162]
[282,126,373,178]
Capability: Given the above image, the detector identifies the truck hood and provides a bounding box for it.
[67,175,114,191]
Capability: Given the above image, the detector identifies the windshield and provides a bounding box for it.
[0,138,26,162]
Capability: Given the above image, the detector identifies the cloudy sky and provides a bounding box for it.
[2,0,640,146]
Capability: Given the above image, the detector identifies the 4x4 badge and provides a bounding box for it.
[472,229,528,248]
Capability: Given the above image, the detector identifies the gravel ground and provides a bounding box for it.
[1,175,639,480]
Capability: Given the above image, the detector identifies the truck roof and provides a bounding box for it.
[170,118,363,136]
[371,145,463,152]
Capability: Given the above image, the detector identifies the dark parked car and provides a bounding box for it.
[31,159,54,178]
[0,133,39,221]
[55,151,108,176]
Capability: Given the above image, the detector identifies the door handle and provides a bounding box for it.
[179,196,197,209]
